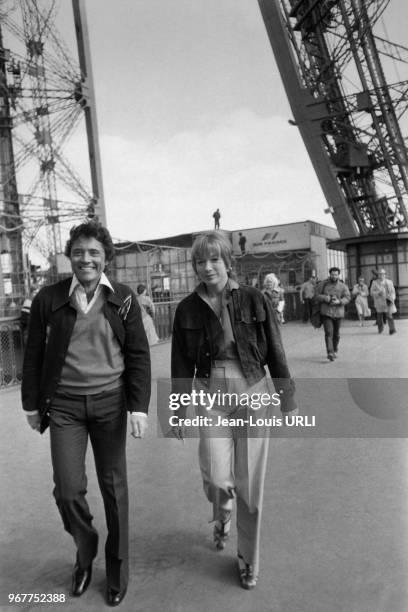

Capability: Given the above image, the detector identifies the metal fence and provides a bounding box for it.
[0,317,23,388]
[113,242,195,304]
[154,301,179,341]
[112,242,194,341]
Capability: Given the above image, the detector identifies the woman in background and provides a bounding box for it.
[262,273,285,323]
[136,284,159,346]
[352,276,370,326]
[171,231,297,590]
[370,268,397,335]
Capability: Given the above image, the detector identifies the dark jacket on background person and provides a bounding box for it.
[171,281,296,412]
[22,277,151,432]
[316,278,350,318]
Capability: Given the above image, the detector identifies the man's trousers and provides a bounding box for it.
[376,312,396,333]
[49,387,128,592]
[322,315,342,355]
[302,298,313,322]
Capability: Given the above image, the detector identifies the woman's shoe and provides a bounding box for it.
[213,513,231,550]
[237,554,257,590]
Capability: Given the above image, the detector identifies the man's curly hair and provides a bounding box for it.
[64,221,115,262]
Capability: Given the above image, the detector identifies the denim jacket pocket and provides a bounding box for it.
[241,310,266,324]
[180,320,205,359]
[238,308,266,342]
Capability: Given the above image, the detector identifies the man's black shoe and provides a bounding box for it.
[107,587,127,607]
[72,563,92,597]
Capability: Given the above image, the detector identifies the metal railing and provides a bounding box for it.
[0,318,23,388]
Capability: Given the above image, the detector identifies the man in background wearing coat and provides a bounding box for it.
[21,221,151,606]
[370,268,397,334]
[316,267,350,361]
[300,273,317,323]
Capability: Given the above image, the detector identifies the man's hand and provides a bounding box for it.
[130,414,148,439]
[26,413,41,432]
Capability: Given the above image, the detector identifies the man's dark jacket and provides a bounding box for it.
[171,283,296,412]
[22,277,151,433]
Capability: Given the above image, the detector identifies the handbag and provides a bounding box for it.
[310,301,322,328]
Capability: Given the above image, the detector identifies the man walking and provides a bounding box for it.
[22,221,151,606]
[316,267,350,361]
[370,268,397,334]
[300,274,316,322]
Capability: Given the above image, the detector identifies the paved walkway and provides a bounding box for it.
[1,320,408,611]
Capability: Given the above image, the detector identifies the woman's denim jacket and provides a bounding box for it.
[171,280,296,412]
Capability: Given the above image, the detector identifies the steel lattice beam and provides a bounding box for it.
[258,0,408,238]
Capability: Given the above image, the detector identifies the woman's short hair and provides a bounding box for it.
[64,221,115,262]
[137,284,146,295]
[191,231,233,275]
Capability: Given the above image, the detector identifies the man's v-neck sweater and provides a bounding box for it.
[58,291,124,394]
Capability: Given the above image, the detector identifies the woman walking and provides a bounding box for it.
[136,284,159,345]
[171,231,297,590]
[262,272,285,324]
[352,276,370,326]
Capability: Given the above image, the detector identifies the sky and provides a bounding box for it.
[23,0,408,243]
[84,0,334,241]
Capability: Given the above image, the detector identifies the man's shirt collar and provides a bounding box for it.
[69,272,114,296]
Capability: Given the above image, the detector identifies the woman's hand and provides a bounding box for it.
[26,412,41,432]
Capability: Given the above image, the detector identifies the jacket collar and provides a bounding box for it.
[194,278,239,316]
[105,283,123,307]
[51,278,74,312]
[195,278,239,299]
